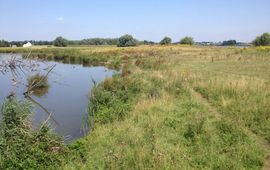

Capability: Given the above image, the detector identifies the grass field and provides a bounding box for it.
[1,45,270,169]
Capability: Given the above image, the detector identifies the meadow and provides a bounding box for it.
[0,45,270,169]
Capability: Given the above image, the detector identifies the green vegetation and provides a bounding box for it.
[89,74,143,124]
[160,36,172,45]
[0,40,10,47]
[1,45,270,169]
[117,34,138,47]
[54,36,68,47]
[143,40,155,45]
[73,38,119,45]
[222,40,237,46]
[0,98,67,169]
[180,36,194,45]
[253,33,270,46]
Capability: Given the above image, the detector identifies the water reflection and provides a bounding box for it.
[23,55,119,70]
[31,86,49,98]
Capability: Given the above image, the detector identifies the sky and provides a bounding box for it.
[0,0,270,42]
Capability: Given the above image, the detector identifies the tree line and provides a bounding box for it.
[0,38,119,47]
[1,32,269,47]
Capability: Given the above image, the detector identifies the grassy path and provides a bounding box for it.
[192,87,270,170]
[189,88,221,120]
[265,157,270,170]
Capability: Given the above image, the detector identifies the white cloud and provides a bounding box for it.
[56,17,64,21]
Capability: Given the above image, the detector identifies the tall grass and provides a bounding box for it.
[89,74,143,125]
[66,70,265,169]
[194,77,270,142]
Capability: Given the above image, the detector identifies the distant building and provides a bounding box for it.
[11,45,17,48]
[23,42,32,47]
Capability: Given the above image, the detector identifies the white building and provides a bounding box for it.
[23,42,32,47]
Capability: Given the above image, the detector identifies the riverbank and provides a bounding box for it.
[1,45,270,169]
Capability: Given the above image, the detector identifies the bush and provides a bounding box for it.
[54,36,68,47]
[180,36,194,45]
[160,37,172,45]
[117,34,138,47]
[0,98,66,169]
[252,33,270,46]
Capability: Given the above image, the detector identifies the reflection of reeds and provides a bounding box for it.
[31,85,49,97]
[80,114,90,137]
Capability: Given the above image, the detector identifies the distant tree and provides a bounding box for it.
[252,33,270,46]
[160,37,172,45]
[0,40,10,47]
[180,37,194,45]
[30,40,53,46]
[10,41,23,47]
[222,40,237,46]
[106,38,119,45]
[78,38,118,45]
[117,34,137,47]
[54,36,68,47]
[143,40,155,45]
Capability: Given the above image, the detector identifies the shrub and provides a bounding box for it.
[252,33,270,46]
[160,37,172,45]
[117,34,138,47]
[180,36,194,45]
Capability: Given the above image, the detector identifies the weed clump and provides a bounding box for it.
[28,74,49,89]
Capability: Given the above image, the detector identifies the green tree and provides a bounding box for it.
[53,36,68,47]
[252,33,270,46]
[180,37,194,45]
[222,40,237,46]
[117,34,137,47]
[160,37,172,45]
[0,40,10,47]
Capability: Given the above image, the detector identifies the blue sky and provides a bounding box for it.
[0,0,269,42]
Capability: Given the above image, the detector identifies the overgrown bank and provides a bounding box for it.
[0,45,270,169]
[0,98,67,169]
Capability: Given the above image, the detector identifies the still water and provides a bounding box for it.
[0,54,116,141]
